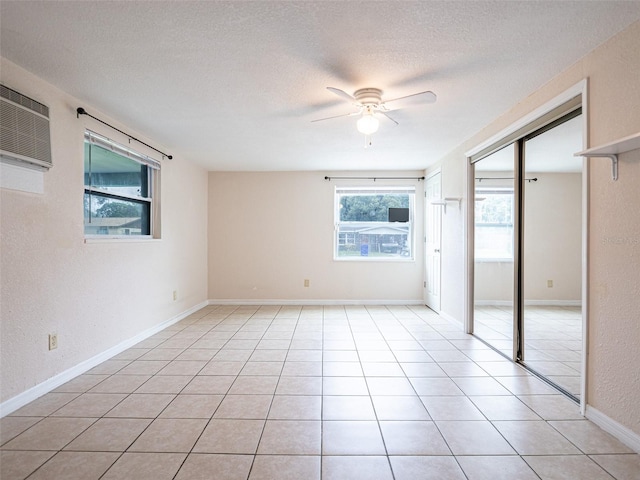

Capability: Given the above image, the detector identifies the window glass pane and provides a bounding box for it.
[84,133,155,237]
[339,194,409,221]
[84,143,149,198]
[84,192,150,235]
[335,188,413,259]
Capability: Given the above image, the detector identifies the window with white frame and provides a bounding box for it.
[83,130,160,237]
[334,186,414,260]
[475,188,514,260]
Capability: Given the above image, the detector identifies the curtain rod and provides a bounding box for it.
[77,107,172,160]
[325,176,425,181]
[476,177,538,183]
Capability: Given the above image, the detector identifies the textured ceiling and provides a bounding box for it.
[2,1,639,172]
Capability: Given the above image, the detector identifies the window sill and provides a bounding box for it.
[334,257,415,263]
[84,236,161,244]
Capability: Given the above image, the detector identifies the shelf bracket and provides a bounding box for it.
[575,131,640,181]
[585,154,619,181]
[430,197,462,214]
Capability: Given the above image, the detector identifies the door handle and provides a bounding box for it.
[434,249,440,253]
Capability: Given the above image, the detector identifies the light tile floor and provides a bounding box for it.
[1,305,638,479]
[474,305,583,397]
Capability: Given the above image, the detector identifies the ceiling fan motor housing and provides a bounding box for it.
[354,88,383,106]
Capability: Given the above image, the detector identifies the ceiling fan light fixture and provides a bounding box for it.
[357,112,379,135]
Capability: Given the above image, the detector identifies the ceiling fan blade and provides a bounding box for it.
[327,87,355,102]
[379,111,399,126]
[383,90,437,105]
[311,111,360,123]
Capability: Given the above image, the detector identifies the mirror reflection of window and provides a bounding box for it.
[475,188,514,260]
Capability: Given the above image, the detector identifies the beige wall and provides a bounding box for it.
[208,171,424,302]
[524,172,582,302]
[433,21,640,436]
[0,59,209,404]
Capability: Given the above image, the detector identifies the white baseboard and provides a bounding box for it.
[208,299,424,306]
[0,300,208,418]
[473,300,511,306]
[585,405,640,453]
[474,300,581,307]
[525,299,581,306]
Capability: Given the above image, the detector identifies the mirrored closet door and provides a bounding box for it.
[521,114,583,398]
[473,145,516,358]
[471,107,584,401]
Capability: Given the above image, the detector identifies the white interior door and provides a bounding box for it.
[425,172,442,310]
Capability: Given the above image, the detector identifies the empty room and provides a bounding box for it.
[1,2,639,479]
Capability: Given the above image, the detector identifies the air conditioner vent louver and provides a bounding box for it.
[0,84,52,170]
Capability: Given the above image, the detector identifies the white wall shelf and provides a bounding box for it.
[431,197,462,213]
[574,132,640,181]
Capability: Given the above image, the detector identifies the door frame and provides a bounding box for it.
[464,80,589,412]
[424,169,442,311]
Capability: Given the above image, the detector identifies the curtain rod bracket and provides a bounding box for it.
[77,107,172,160]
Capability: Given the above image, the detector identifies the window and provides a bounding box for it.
[334,186,414,260]
[84,130,160,237]
[475,188,514,260]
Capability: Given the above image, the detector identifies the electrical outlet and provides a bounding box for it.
[48,333,58,350]
[547,280,553,288]
[173,290,178,301]
[304,279,310,287]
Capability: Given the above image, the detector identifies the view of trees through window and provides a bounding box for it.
[475,189,514,259]
[335,187,414,259]
[339,194,408,221]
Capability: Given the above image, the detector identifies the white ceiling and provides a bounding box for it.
[2,1,639,172]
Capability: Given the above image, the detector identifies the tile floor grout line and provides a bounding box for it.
[385,305,465,477]
[425,321,529,464]
[130,305,248,477]
[319,306,328,480]
[99,307,231,477]
[20,415,104,479]
[243,304,285,480]
[371,305,419,480]
[347,306,396,478]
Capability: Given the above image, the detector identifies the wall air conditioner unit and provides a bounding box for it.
[0,84,52,170]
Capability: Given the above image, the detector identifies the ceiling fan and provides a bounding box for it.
[312,86,437,145]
